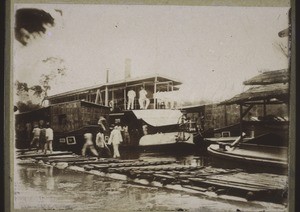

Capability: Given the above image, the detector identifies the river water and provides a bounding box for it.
[14,151,287,211]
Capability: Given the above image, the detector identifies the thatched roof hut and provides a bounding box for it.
[243,69,289,85]
[220,83,289,105]
[221,69,289,105]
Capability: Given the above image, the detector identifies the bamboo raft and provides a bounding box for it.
[16,150,288,204]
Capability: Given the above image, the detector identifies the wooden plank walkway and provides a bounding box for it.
[16,149,288,204]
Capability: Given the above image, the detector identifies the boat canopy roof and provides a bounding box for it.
[132,109,183,127]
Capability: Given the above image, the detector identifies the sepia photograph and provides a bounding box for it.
[9,0,293,211]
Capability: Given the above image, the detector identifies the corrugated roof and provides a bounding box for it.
[220,83,289,105]
[243,69,289,85]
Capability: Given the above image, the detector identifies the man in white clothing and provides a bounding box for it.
[127,89,136,110]
[108,124,123,158]
[44,122,54,154]
[138,87,150,109]
[30,123,41,152]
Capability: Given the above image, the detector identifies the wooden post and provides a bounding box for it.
[263,100,267,118]
[154,77,157,109]
[239,104,243,137]
[224,105,227,126]
[124,89,126,110]
[112,90,114,106]
[105,86,108,106]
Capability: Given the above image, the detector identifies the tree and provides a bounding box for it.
[15,57,67,111]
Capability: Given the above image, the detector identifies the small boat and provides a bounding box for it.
[207,133,288,168]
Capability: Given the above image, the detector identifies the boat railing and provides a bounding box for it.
[110,97,180,111]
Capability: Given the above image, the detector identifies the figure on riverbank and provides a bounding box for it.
[39,122,47,153]
[30,123,40,152]
[127,89,136,110]
[108,124,123,158]
[44,122,54,154]
[82,133,99,157]
[139,87,150,109]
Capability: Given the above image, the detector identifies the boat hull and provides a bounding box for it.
[207,143,288,169]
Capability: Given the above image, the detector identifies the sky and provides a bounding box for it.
[13,4,289,104]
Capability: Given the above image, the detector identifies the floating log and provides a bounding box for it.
[206,173,287,190]
[153,174,176,185]
[70,159,141,165]
[43,157,98,163]
[17,151,73,159]
[16,148,38,155]
[83,165,95,171]
[189,178,263,192]
[182,185,207,192]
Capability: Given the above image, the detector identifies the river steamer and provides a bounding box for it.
[15,74,201,153]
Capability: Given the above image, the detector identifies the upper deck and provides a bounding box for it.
[47,74,182,111]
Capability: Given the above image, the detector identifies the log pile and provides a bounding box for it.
[16,149,288,204]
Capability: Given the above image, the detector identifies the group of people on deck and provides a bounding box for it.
[127,86,150,110]
[82,117,130,159]
[30,121,53,154]
[127,86,177,110]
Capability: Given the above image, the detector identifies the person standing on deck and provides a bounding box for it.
[108,124,123,158]
[82,133,99,157]
[138,87,150,109]
[44,122,54,154]
[30,123,40,152]
[127,89,136,110]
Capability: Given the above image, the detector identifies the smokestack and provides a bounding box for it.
[125,58,131,79]
[106,69,109,83]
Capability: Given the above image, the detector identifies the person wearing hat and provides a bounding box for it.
[44,122,54,154]
[30,123,41,152]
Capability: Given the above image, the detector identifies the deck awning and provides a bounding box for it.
[132,109,182,127]
[220,83,289,105]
